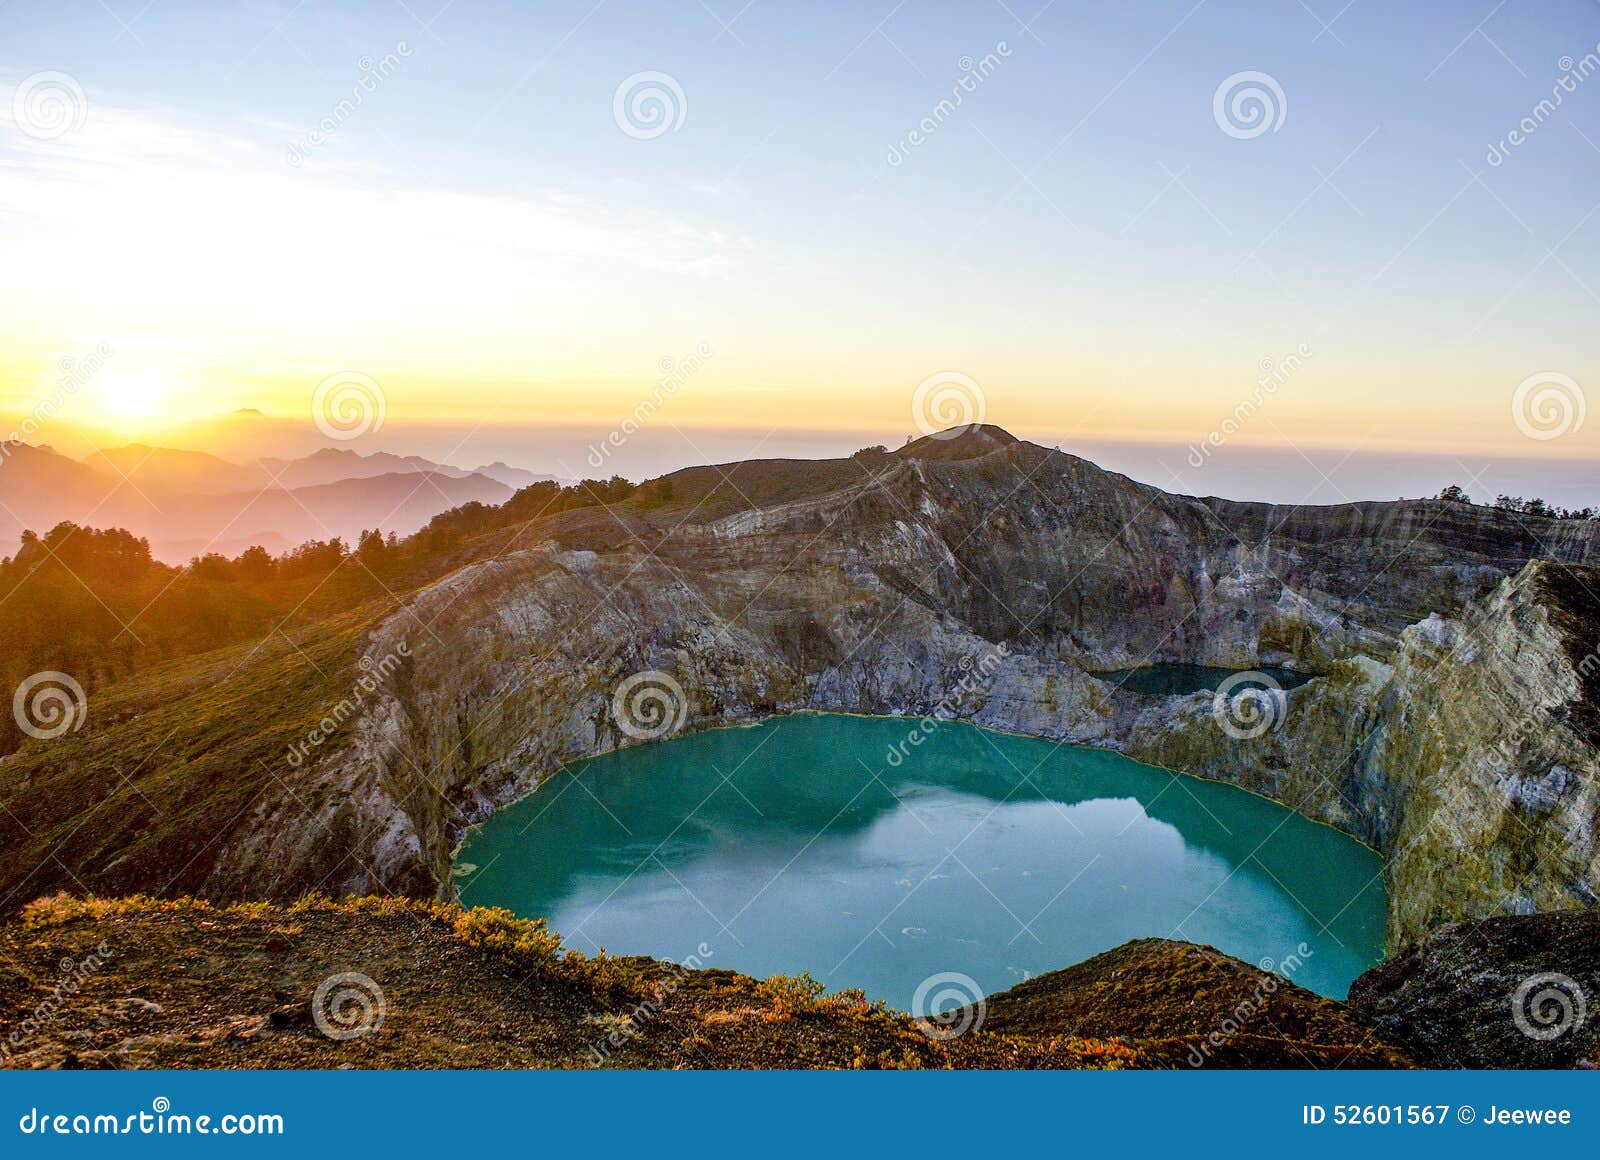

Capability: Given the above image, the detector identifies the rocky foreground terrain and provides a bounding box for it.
[2,425,1597,1068]
[3,896,1593,1070]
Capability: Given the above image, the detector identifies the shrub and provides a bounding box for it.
[756,972,826,1021]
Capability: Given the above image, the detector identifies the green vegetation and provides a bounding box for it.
[0,476,643,756]
[1434,483,1596,520]
[0,453,894,908]
[0,609,370,909]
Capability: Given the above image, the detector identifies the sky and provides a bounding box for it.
[1,0,1597,504]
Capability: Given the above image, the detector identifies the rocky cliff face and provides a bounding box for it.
[193,429,1600,954]
[1122,562,1600,945]
[1348,910,1599,1068]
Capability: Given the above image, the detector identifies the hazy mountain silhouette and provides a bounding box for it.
[252,447,479,488]
[83,444,274,494]
[0,441,515,562]
[471,460,553,489]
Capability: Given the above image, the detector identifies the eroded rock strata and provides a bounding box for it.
[210,429,1598,951]
[4,428,1597,958]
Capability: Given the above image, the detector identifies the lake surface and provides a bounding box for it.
[1093,664,1320,696]
[456,714,1386,1006]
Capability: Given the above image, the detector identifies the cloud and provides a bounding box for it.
[0,83,753,361]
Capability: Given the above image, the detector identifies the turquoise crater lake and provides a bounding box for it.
[456,714,1386,1004]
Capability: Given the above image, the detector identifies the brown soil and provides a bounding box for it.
[0,895,1409,1070]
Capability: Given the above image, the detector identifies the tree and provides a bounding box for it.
[189,552,235,582]
[1492,495,1564,518]
[357,528,388,562]
[234,545,275,584]
[1435,484,1472,504]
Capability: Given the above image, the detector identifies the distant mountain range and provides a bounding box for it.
[0,441,555,562]
[80,443,551,494]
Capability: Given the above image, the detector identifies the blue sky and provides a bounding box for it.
[2,0,1597,501]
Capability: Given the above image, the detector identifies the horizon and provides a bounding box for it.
[6,411,1597,515]
[3,1,1598,485]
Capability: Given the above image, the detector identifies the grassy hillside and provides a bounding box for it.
[0,460,873,910]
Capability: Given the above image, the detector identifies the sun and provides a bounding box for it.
[94,372,170,424]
